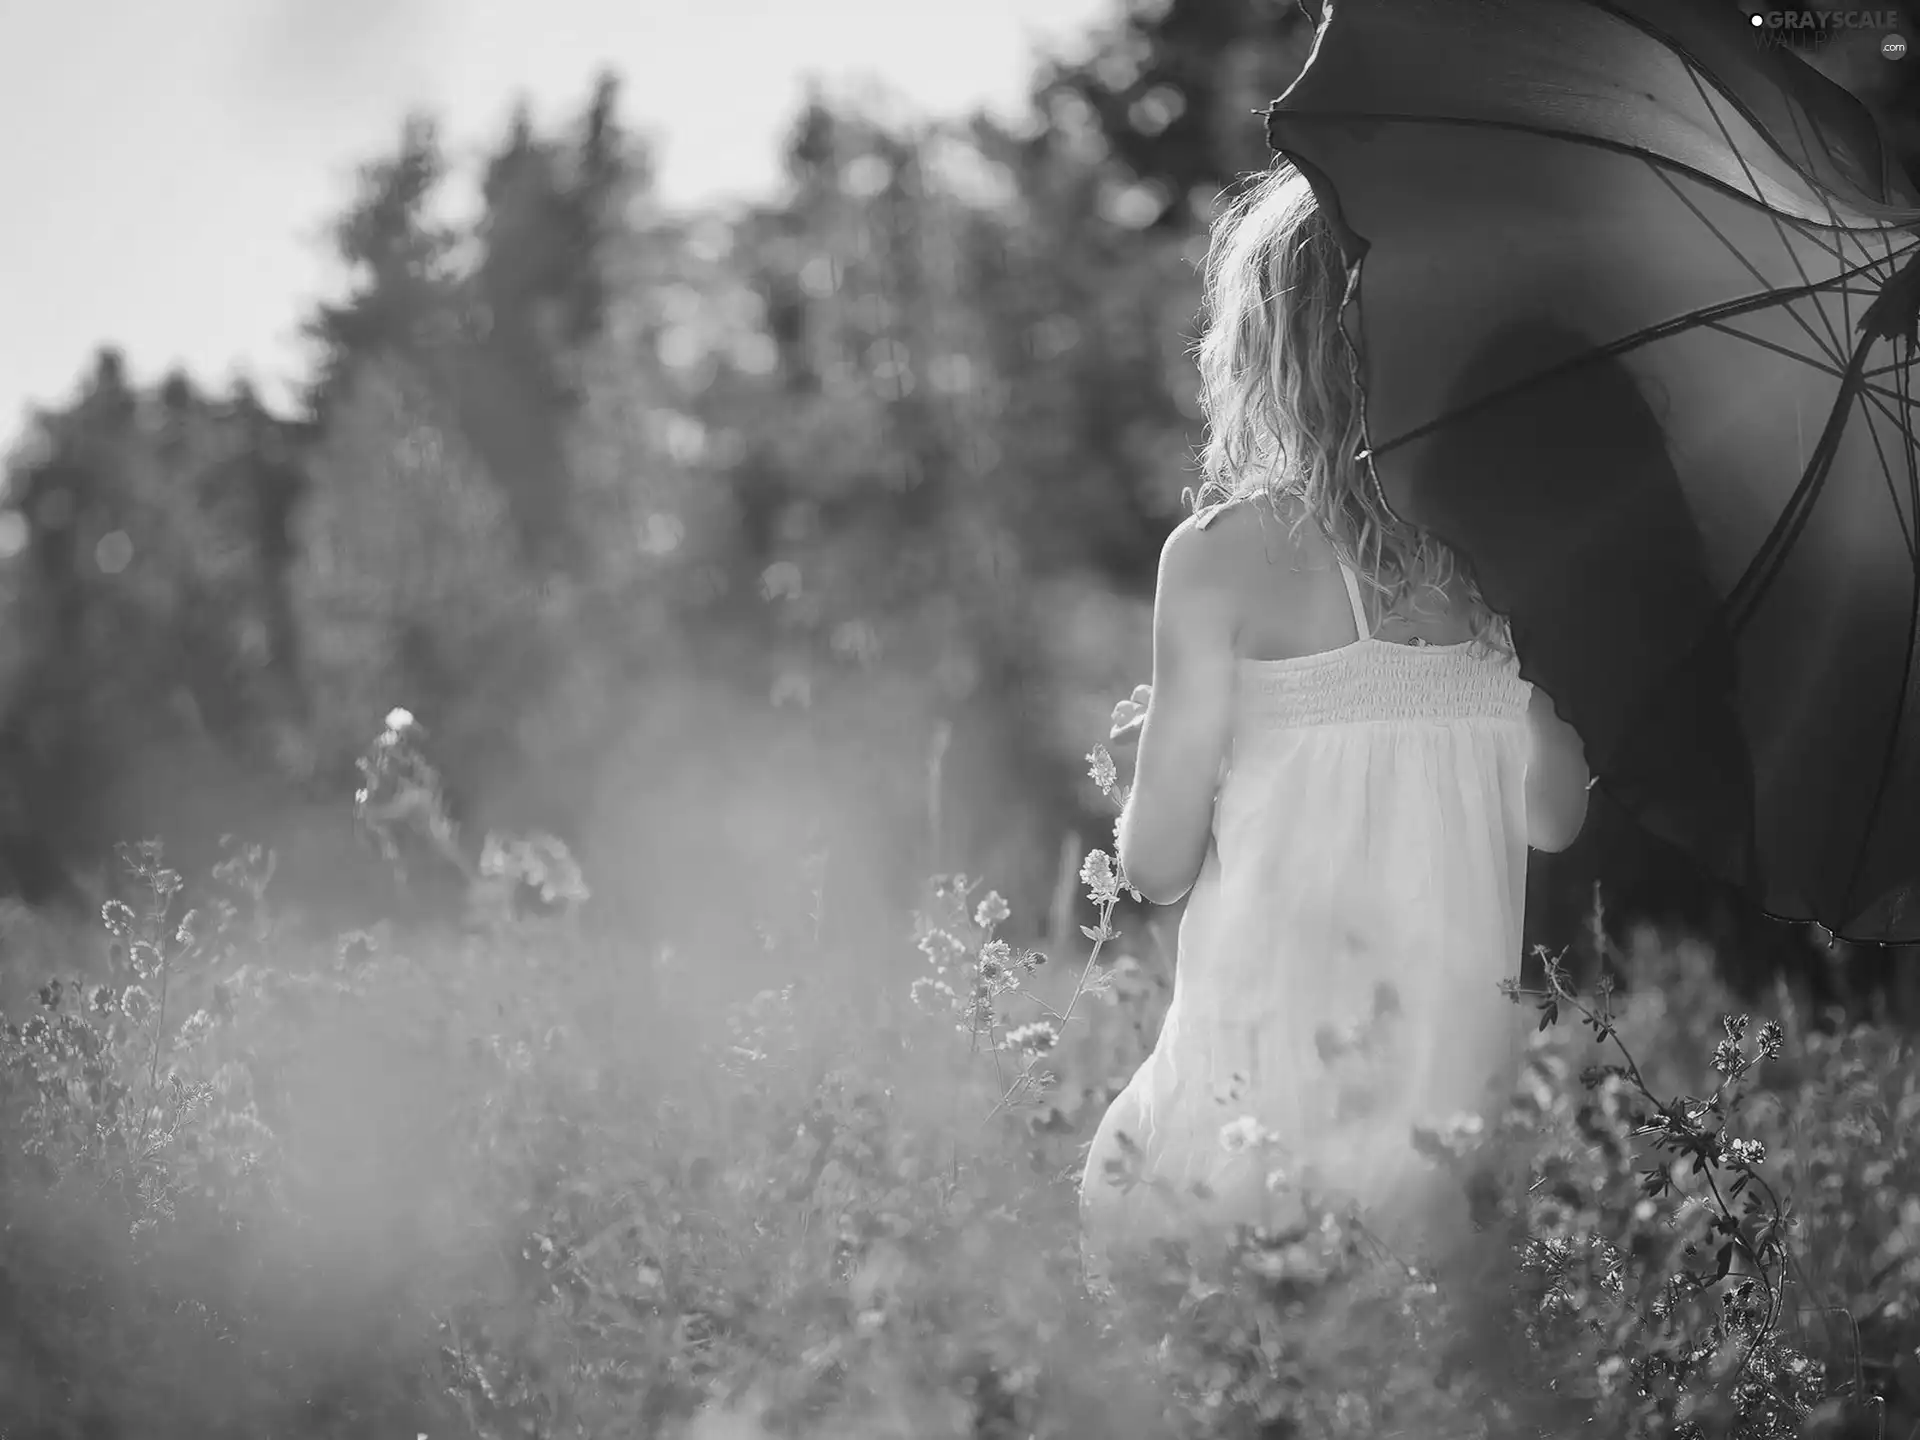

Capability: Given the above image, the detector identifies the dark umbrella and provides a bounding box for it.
[1263,0,1920,943]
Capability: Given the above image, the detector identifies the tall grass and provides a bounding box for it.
[0,724,1915,1438]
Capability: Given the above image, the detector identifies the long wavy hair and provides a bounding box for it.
[1188,164,1507,650]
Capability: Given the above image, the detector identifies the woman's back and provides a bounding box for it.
[1196,494,1485,659]
[1081,164,1590,1287]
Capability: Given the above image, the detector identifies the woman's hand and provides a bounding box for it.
[1525,685,1591,853]
[1110,684,1152,745]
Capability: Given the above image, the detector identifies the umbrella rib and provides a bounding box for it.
[1874,351,1920,561]
[1901,336,1920,547]
[1592,0,1916,230]
[1700,318,1848,381]
[1854,371,1920,435]
[1648,165,1849,371]
[1374,258,1900,457]
[1853,374,1919,562]
[1647,154,1870,281]
[1851,238,1920,430]
[1838,435,1920,920]
[1864,356,1920,381]
[1728,326,1887,632]
[1747,64,1891,312]
[1673,63,1849,359]
[1704,317,1920,413]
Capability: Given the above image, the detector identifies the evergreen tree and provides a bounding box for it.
[304,114,463,417]
[289,353,539,807]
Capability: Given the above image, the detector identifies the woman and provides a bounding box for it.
[1078,165,1592,1282]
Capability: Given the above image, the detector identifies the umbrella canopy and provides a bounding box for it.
[1264,0,1920,943]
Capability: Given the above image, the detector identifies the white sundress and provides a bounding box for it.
[1079,521,1536,1277]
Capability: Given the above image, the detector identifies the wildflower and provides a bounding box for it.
[1080,849,1122,907]
[1005,1021,1058,1055]
[120,986,155,1023]
[910,977,957,1015]
[1086,744,1119,796]
[977,938,1014,980]
[1423,1111,1487,1158]
[916,929,968,971]
[1243,1238,1325,1284]
[1723,1136,1766,1168]
[128,941,161,980]
[960,991,995,1034]
[89,985,117,1014]
[1219,1115,1275,1154]
[100,900,135,938]
[385,707,415,733]
[973,890,1010,929]
[831,619,881,667]
[1595,1355,1630,1398]
[480,833,584,902]
[1712,1037,1743,1076]
[1756,1019,1784,1059]
[338,931,378,968]
[931,873,970,902]
[177,1009,215,1049]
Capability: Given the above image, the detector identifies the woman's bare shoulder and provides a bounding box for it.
[1180,494,1315,577]
[1168,494,1335,657]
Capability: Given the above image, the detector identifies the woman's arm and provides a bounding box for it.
[1117,519,1237,904]
[1526,685,1591,853]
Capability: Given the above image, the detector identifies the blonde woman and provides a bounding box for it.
[1079,166,1592,1280]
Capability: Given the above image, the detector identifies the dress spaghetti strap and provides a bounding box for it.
[1193,502,1230,531]
[1336,561,1372,642]
[1197,502,1372,640]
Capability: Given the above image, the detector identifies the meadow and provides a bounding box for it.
[4,4,1919,1434]
[2,713,1917,1438]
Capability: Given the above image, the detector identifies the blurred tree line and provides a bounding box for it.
[2,0,1914,1006]
[0,42,1230,963]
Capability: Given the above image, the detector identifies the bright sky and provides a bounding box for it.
[0,0,1113,442]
